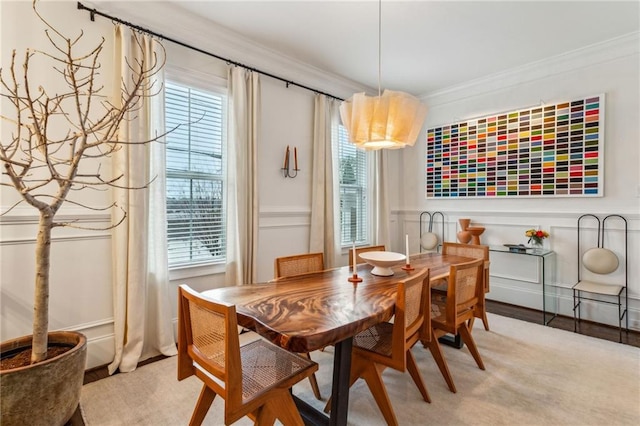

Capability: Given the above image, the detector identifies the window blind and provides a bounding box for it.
[337,125,368,246]
[165,81,226,267]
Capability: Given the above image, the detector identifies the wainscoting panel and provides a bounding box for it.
[257,207,311,282]
[1,211,115,368]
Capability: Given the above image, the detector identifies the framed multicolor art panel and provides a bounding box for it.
[425,95,604,198]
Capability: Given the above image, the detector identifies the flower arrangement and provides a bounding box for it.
[526,229,550,245]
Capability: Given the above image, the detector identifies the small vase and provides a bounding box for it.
[529,240,543,248]
[457,230,472,244]
[457,218,472,244]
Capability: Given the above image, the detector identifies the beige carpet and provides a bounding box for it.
[81,313,640,425]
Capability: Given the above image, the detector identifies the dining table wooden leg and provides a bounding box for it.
[329,337,353,426]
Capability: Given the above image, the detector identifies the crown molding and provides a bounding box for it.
[421,31,640,105]
[85,1,372,99]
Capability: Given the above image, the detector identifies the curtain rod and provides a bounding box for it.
[76,2,344,101]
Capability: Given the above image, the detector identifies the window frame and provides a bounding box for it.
[164,72,228,274]
[336,124,372,248]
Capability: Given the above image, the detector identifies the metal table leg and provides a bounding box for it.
[293,337,353,426]
[329,337,353,426]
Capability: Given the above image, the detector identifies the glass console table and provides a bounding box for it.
[489,245,557,325]
[440,245,557,349]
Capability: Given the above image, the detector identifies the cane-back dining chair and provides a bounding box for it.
[427,258,486,394]
[348,245,386,269]
[324,268,431,426]
[432,242,490,330]
[177,285,318,426]
[274,252,324,279]
[273,252,324,400]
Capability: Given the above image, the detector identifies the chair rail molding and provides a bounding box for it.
[259,207,311,229]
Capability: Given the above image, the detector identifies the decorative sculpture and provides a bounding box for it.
[457,218,485,245]
[457,219,472,244]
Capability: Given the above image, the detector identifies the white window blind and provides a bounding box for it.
[337,125,368,246]
[165,81,226,267]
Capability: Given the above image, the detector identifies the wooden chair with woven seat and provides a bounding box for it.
[425,258,486,394]
[348,245,386,269]
[177,285,318,426]
[273,252,324,400]
[274,252,324,279]
[432,242,490,330]
[324,268,431,426]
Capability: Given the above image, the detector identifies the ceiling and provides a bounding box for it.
[115,1,639,97]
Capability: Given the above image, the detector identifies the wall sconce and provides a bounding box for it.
[281,145,299,178]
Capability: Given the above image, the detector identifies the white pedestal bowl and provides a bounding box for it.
[358,251,406,276]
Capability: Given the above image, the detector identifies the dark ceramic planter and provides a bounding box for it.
[1,331,87,426]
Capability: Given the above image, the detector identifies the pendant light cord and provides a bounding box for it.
[378,0,382,97]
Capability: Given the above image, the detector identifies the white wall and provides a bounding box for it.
[389,33,640,331]
[2,1,638,372]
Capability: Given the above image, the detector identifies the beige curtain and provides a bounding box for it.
[310,95,340,267]
[371,150,391,248]
[109,26,177,374]
[225,67,260,285]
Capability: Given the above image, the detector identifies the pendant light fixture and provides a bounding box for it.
[340,0,427,150]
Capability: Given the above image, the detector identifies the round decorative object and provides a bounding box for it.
[358,251,406,276]
[420,232,438,250]
[582,247,619,274]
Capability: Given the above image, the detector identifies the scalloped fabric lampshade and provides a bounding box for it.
[340,89,427,150]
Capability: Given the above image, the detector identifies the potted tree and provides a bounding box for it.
[0,2,164,424]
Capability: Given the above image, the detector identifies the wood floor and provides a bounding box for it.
[485,300,640,347]
[83,353,169,385]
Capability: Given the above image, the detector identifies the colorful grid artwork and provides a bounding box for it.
[425,95,604,198]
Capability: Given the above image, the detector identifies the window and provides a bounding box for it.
[336,125,369,246]
[165,81,226,267]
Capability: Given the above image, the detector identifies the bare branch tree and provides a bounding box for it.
[0,1,166,363]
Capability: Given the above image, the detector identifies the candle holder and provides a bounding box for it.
[401,263,415,271]
[348,273,363,283]
[281,166,299,178]
[281,145,300,178]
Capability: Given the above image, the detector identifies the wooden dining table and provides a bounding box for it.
[202,252,474,426]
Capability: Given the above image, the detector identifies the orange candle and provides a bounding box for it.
[284,145,290,169]
[294,147,298,170]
